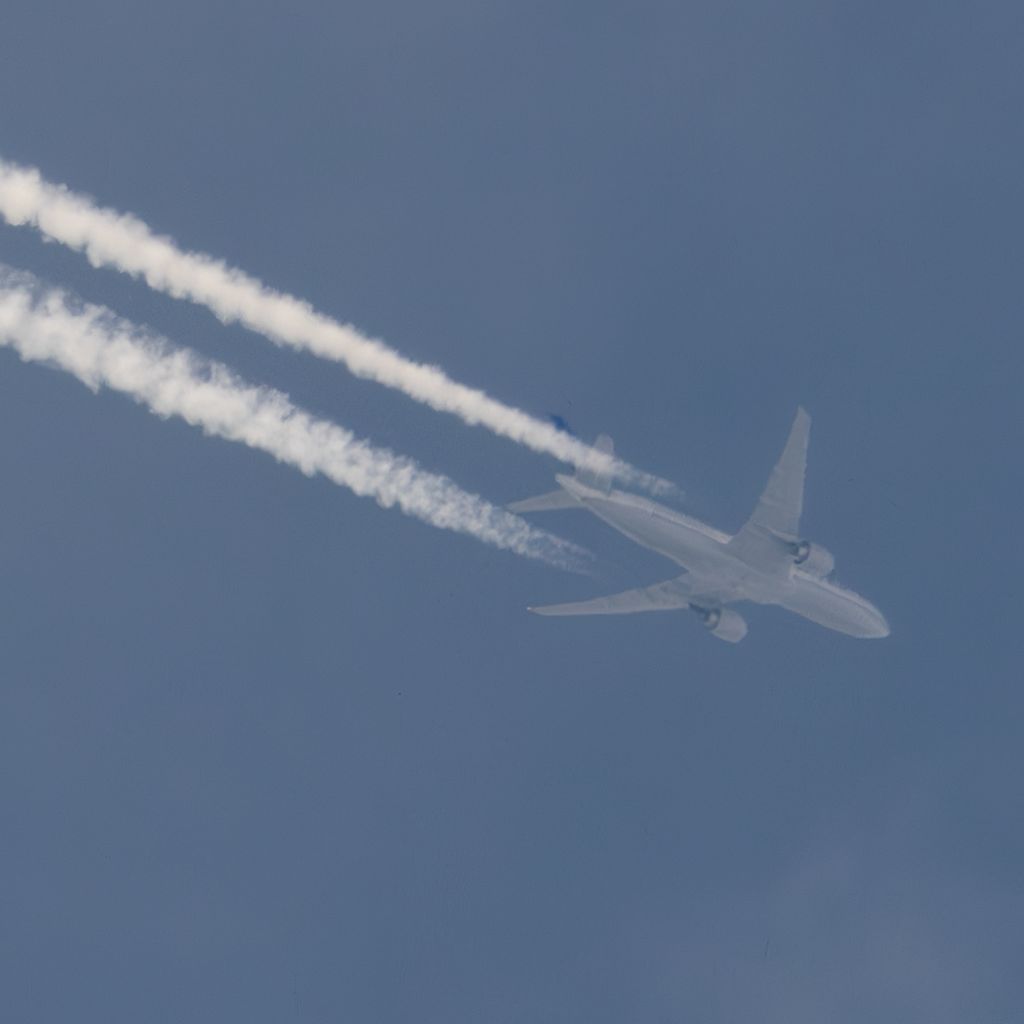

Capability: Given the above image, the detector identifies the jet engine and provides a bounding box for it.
[790,540,835,578]
[692,605,748,643]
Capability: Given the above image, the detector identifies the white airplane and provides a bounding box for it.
[511,409,889,642]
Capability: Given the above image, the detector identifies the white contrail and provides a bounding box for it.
[0,268,588,570]
[0,157,676,496]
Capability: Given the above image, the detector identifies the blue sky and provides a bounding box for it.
[0,2,1021,1021]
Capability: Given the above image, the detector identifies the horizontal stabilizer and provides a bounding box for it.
[508,489,580,513]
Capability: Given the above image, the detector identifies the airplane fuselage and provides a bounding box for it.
[556,474,889,639]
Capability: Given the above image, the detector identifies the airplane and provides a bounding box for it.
[510,408,889,642]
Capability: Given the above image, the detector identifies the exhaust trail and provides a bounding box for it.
[0,157,677,496]
[0,267,588,570]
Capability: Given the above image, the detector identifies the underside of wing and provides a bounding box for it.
[748,407,810,537]
[729,407,810,566]
[530,575,696,616]
[529,575,749,641]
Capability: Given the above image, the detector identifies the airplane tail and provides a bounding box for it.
[508,489,579,513]
[575,434,615,494]
[508,434,615,512]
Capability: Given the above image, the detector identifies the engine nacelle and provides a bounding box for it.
[790,539,835,578]
[692,605,748,643]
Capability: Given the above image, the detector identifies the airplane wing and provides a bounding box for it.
[746,407,810,537]
[529,573,733,616]
[729,408,810,566]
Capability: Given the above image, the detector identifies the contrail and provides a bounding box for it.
[0,268,588,570]
[0,157,676,496]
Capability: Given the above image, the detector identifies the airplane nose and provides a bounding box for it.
[864,605,891,638]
